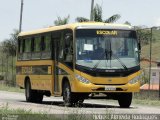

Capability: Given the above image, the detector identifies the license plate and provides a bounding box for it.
[105,86,116,91]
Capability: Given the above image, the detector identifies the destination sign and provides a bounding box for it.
[96,30,118,35]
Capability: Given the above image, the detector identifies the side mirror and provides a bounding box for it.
[65,33,73,46]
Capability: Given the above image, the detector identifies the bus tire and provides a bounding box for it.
[118,93,132,108]
[63,81,73,107]
[25,80,43,103]
[25,80,35,102]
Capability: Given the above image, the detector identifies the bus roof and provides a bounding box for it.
[18,22,133,37]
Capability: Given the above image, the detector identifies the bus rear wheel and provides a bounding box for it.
[118,93,132,108]
[25,80,43,103]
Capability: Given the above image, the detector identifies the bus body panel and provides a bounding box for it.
[16,60,54,93]
[16,75,52,91]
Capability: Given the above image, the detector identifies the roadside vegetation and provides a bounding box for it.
[0,104,93,120]
[132,99,160,106]
[0,105,54,120]
[133,92,160,106]
[0,84,24,93]
[0,104,32,114]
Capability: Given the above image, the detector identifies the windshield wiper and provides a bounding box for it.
[108,38,128,71]
[92,52,105,70]
[111,53,128,71]
[92,50,128,71]
[92,49,112,70]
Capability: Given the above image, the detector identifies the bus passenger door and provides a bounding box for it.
[53,35,60,95]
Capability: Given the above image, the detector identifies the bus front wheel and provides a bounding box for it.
[63,81,73,107]
[63,81,87,107]
[118,93,132,108]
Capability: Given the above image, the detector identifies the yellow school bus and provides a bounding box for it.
[16,22,142,108]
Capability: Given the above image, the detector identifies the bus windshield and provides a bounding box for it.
[76,29,140,70]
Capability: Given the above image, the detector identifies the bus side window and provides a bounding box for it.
[18,38,23,60]
[41,36,45,51]
[22,39,25,53]
[31,37,35,52]
[41,34,51,59]
[45,35,51,52]
[18,39,20,53]
[32,36,41,59]
[23,38,31,60]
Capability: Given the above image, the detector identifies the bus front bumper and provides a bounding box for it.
[71,81,140,93]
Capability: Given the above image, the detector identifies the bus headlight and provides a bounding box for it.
[129,74,142,84]
[75,74,90,84]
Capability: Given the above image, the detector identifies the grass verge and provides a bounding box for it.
[133,92,160,106]
[0,104,32,114]
[0,84,24,93]
[132,99,160,106]
[0,104,57,120]
[0,104,92,120]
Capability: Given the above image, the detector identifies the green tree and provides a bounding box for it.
[1,29,18,86]
[135,26,152,46]
[76,4,121,23]
[2,29,19,57]
[54,15,70,26]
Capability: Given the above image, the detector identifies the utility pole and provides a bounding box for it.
[148,27,153,91]
[90,0,94,21]
[19,0,24,33]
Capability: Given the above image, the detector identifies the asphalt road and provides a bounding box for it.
[0,91,160,115]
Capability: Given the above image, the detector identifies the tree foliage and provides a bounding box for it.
[93,4,103,22]
[104,14,121,23]
[76,4,121,23]
[1,29,19,57]
[54,15,70,26]
[76,17,89,22]
[135,27,152,46]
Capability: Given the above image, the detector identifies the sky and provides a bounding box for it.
[0,0,160,41]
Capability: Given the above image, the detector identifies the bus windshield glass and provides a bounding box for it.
[76,29,140,70]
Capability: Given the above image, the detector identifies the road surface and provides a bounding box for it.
[0,91,160,115]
